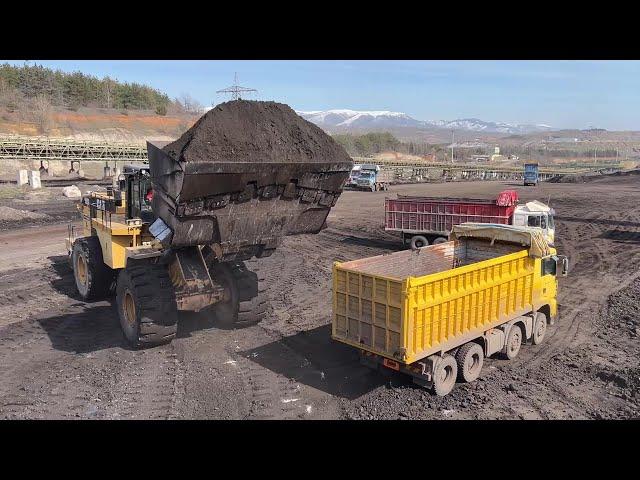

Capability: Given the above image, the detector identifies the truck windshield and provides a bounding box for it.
[360,171,374,177]
[528,215,541,228]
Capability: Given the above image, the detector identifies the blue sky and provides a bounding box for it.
[5,60,640,130]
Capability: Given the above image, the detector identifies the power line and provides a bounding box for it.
[216,73,257,101]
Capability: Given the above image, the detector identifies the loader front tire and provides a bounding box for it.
[116,262,178,348]
[72,236,115,301]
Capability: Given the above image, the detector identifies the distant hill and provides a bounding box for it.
[0,63,202,139]
[296,109,555,135]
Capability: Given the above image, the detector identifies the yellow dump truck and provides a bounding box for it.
[331,223,568,396]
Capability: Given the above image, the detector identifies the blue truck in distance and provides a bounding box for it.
[352,164,393,191]
[524,163,539,186]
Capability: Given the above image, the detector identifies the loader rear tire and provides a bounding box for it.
[72,236,116,301]
[116,262,178,348]
[209,261,267,327]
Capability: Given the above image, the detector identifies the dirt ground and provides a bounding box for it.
[0,177,639,420]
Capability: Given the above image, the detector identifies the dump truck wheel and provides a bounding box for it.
[410,235,429,250]
[532,312,547,345]
[455,342,484,382]
[433,237,448,245]
[504,324,523,360]
[72,236,115,301]
[115,262,178,348]
[432,354,458,396]
[209,262,266,327]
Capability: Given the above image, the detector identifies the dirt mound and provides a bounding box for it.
[549,169,640,184]
[548,174,586,183]
[0,206,50,221]
[162,100,352,164]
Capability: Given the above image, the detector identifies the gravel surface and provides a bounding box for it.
[0,178,639,419]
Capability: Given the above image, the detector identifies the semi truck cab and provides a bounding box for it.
[512,200,555,245]
[347,165,362,187]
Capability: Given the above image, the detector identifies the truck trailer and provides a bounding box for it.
[385,190,555,248]
[331,223,568,396]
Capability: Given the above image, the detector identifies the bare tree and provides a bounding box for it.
[101,76,115,109]
[31,94,54,134]
[177,93,203,114]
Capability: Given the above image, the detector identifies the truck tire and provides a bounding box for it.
[531,312,547,345]
[410,235,429,250]
[433,237,448,245]
[72,236,116,301]
[209,261,266,327]
[115,262,178,348]
[503,324,523,360]
[455,342,484,382]
[432,354,458,396]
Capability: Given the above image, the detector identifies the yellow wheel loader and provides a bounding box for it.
[65,101,353,348]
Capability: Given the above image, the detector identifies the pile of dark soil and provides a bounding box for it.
[162,100,351,164]
[549,169,640,184]
[548,174,586,183]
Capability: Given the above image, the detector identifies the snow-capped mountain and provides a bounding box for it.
[297,109,423,129]
[297,109,553,134]
[428,118,553,134]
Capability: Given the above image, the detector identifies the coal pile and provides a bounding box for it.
[162,100,352,165]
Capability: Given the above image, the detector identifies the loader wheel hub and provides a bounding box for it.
[123,291,136,327]
[76,255,87,286]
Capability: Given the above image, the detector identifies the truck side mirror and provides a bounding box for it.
[559,256,569,277]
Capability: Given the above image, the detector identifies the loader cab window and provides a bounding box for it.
[542,256,557,276]
[548,214,555,229]
[128,174,156,223]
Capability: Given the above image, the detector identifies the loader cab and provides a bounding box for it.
[119,165,156,224]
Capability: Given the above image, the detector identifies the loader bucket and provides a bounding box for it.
[146,101,353,261]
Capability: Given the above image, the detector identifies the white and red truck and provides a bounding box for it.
[385,190,555,248]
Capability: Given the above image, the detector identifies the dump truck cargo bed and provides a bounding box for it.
[332,225,559,365]
[385,191,518,236]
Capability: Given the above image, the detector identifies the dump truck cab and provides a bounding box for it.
[512,200,555,245]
